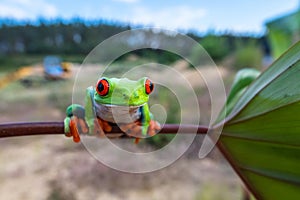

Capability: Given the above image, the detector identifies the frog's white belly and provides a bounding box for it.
[95,103,142,123]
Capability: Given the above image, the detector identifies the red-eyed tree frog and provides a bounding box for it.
[64,77,160,143]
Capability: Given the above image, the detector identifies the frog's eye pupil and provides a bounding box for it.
[96,79,109,96]
[145,79,154,95]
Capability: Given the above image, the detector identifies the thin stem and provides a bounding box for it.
[0,122,209,138]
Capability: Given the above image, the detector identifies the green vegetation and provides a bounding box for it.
[0,54,44,72]
[0,19,129,55]
[0,18,268,72]
[233,40,263,70]
[116,49,183,65]
[266,10,300,58]
[199,34,230,61]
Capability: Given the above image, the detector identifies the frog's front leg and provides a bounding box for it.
[64,87,113,142]
[120,104,160,143]
[64,104,88,143]
[64,104,113,142]
[139,103,161,137]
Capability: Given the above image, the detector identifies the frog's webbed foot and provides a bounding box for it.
[64,104,88,143]
[148,120,161,136]
[120,120,161,143]
[65,115,89,143]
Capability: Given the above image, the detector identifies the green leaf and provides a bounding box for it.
[218,41,300,200]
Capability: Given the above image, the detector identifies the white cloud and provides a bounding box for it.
[0,0,57,19]
[121,5,207,31]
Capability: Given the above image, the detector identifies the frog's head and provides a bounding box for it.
[94,77,154,106]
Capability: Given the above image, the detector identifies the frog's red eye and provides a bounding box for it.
[145,79,154,95]
[96,79,109,96]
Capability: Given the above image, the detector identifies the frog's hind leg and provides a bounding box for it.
[94,118,112,137]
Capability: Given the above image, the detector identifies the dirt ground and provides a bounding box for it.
[0,135,244,200]
[0,63,245,200]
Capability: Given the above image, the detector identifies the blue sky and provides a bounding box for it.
[0,0,298,34]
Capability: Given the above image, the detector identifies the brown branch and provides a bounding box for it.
[0,122,209,138]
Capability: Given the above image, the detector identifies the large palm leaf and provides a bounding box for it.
[218,41,300,199]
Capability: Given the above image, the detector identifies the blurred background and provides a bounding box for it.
[0,0,300,199]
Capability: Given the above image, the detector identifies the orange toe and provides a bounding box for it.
[70,119,81,143]
[134,138,140,144]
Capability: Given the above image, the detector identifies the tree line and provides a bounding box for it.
[0,18,269,66]
[0,18,131,55]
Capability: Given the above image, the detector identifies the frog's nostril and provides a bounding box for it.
[133,91,139,98]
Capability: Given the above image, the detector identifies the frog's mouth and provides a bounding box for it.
[94,103,145,123]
